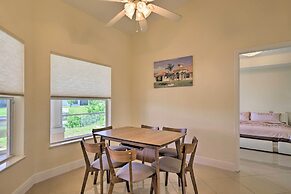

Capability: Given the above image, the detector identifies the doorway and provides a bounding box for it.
[238,45,291,168]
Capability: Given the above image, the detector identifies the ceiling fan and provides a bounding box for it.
[102,0,181,32]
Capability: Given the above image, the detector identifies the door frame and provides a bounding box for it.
[234,41,291,171]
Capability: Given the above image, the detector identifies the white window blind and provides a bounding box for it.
[50,54,111,98]
[0,30,24,96]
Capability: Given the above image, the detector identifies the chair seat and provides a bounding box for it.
[120,143,143,150]
[152,156,182,173]
[116,162,155,183]
[92,155,125,170]
[109,145,128,151]
[159,147,178,158]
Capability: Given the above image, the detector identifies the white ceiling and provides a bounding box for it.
[63,0,189,34]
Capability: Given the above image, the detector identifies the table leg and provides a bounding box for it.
[155,147,160,194]
[175,140,182,159]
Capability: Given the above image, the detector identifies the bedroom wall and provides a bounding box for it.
[130,0,291,170]
[0,0,132,193]
[240,65,291,123]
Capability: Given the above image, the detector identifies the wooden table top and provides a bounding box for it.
[94,126,185,148]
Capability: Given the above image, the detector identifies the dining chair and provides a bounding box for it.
[92,126,128,151]
[80,138,126,194]
[152,137,198,194]
[137,125,160,164]
[105,146,157,194]
[92,126,129,182]
[141,124,160,131]
[159,127,187,158]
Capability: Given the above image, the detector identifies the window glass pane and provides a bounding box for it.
[0,99,8,156]
[50,99,107,143]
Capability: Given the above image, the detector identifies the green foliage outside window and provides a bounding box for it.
[64,100,106,129]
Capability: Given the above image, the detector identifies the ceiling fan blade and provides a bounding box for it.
[106,10,126,27]
[100,0,128,2]
[148,4,181,21]
[139,19,148,32]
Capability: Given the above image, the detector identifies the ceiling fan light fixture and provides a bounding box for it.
[136,2,151,18]
[124,2,136,19]
[143,5,152,18]
[135,10,145,21]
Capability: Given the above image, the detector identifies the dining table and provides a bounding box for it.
[94,126,186,194]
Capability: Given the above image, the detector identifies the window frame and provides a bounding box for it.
[0,96,14,163]
[50,97,110,146]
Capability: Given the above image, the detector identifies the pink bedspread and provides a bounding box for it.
[240,121,291,140]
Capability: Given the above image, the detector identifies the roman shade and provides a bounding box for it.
[50,54,111,98]
[0,30,24,96]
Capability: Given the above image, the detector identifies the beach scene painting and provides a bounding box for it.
[154,56,193,88]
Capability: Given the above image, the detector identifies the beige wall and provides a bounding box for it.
[240,65,291,122]
[130,0,291,168]
[0,0,132,193]
[1,0,291,193]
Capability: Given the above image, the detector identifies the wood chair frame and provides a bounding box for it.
[154,137,198,194]
[139,125,160,164]
[80,138,105,194]
[161,127,188,186]
[105,146,157,194]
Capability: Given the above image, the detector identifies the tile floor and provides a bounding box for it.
[27,149,291,194]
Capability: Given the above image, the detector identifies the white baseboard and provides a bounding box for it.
[194,156,238,172]
[13,155,237,194]
[13,159,85,194]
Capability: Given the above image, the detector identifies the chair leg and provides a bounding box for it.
[150,175,157,194]
[81,170,89,194]
[126,181,130,193]
[100,170,104,194]
[94,170,99,185]
[150,176,154,194]
[165,172,169,186]
[178,176,181,187]
[181,174,186,194]
[130,181,134,194]
[190,169,198,194]
[108,183,114,194]
[106,170,110,184]
[184,173,187,187]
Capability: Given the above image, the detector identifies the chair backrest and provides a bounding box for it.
[105,146,137,181]
[141,124,159,130]
[162,127,187,143]
[80,138,104,169]
[106,146,137,163]
[181,137,198,170]
[92,126,113,143]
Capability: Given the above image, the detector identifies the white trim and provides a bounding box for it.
[278,142,291,155]
[12,159,85,194]
[12,154,238,194]
[194,155,239,172]
[234,41,291,173]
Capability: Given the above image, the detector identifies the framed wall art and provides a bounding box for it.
[154,56,193,88]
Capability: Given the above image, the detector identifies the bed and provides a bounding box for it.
[240,112,291,155]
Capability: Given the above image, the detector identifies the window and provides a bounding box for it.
[0,29,24,162]
[50,54,111,145]
[50,99,109,143]
[0,98,12,159]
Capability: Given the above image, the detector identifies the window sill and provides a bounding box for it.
[0,155,26,172]
[49,136,93,148]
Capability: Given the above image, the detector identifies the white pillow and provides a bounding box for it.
[251,112,281,123]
